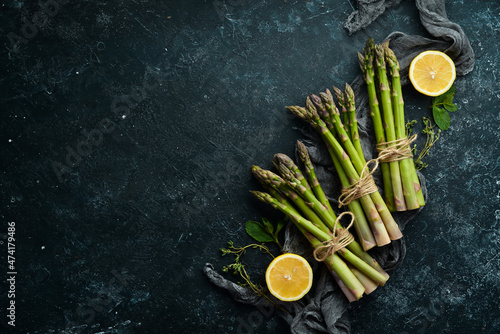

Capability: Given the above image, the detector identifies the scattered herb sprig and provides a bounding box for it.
[245,217,285,248]
[219,218,285,302]
[221,241,274,293]
[430,84,458,130]
[406,84,456,169]
[407,117,441,170]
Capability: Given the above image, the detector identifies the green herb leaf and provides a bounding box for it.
[429,84,457,130]
[275,219,286,236]
[433,107,451,130]
[430,84,457,113]
[432,93,446,106]
[443,84,456,101]
[260,218,274,235]
[245,220,275,243]
[443,102,458,112]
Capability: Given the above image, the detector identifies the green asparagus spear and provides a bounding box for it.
[345,84,366,165]
[384,44,425,208]
[295,140,334,214]
[374,43,407,211]
[332,86,351,140]
[358,38,396,212]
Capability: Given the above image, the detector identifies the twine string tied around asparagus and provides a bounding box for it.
[313,212,355,262]
[376,134,417,162]
[338,159,379,207]
[337,135,417,207]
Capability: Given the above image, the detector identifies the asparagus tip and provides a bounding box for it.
[250,190,274,205]
[345,83,354,100]
[357,52,365,70]
[305,95,315,110]
[296,139,306,151]
[287,105,311,122]
[363,37,375,55]
[273,153,296,172]
[296,140,308,160]
[332,86,345,106]
[320,89,334,105]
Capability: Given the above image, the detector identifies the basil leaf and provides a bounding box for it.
[245,220,275,243]
[433,107,450,130]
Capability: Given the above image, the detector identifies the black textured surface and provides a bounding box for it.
[0,1,498,333]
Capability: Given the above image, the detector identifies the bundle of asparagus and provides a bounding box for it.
[250,146,389,301]
[287,85,402,251]
[358,38,425,211]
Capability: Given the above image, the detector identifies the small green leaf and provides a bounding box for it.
[260,217,274,234]
[433,107,450,130]
[275,219,286,235]
[431,84,456,110]
[443,84,456,100]
[245,220,275,243]
[443,102,458,112]
[432,94,445,106]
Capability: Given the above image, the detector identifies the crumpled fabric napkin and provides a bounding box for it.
[344,0,403,35]
[204,0,475,332]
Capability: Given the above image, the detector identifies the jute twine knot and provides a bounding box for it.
[313,212,355,262]
[376,134,417,163]
[337,135,417,207]
[338,159,379,207]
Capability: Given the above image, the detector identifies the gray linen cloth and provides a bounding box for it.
[204,0,475,332]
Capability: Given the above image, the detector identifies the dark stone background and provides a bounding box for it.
[0,0,498,333]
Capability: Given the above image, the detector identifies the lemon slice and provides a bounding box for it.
[409,50,456,97]
[265,253,313,301]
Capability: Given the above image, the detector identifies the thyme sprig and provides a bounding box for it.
[221,241,274,294]
[407,117,441,170]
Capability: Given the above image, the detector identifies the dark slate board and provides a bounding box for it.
[0,0,498,333]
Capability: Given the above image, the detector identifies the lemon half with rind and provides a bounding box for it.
[409,50,456,97]
[265,253,313,302]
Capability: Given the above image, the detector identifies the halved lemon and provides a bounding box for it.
[265,253,313,301]
[409,50,456,97]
